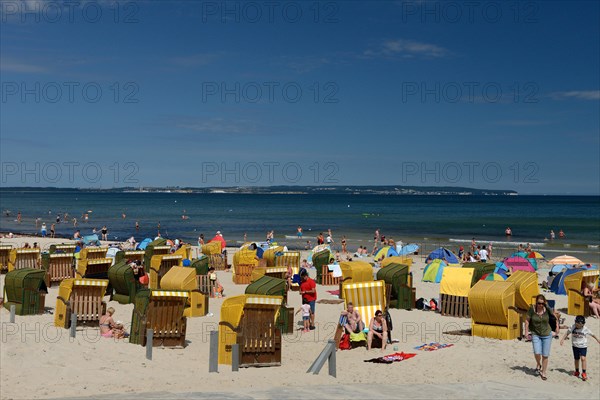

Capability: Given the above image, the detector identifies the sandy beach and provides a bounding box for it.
[1,235,598,399]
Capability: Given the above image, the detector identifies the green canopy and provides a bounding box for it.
[144,238,169,267]
[314,249,333,284]
[3,268,48,315]
[108,260,139,304]
[376,263,412,310]
[189,256,209,275]
[462,262,497,286]
[129,289,152,345]
[245,275,287,297]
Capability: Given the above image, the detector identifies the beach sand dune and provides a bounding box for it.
[0,237,597,399]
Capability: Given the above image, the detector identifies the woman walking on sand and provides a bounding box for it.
[524,294,554,380]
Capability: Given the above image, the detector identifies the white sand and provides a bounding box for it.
[0,236,598,399]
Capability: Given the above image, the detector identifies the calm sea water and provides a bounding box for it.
[1,191,598,262]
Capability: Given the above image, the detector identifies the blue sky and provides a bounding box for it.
[1,0,599,194]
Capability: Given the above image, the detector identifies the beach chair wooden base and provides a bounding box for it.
[48,261,74,287]
[70,286,107,327]
[234,264,254,285]
[210,254,226,271]
[276,306,294,335]
[321,266,341,286]
[440,294,470,318]
[237,306,282,367]
[143,299,187,347]
[196,275,216,297]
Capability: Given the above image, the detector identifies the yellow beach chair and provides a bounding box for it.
[338,261,374,299]
[42,252,74,287]
[469,280,519,340]
[506,271,539,311]
[565,270,600,316]
[76,257,112,279]
[160,266,208,317]
[149,254,183,289]
[219,294,283,367]
[342,280,386,327]
[78,247,108,260]
[275,251,301,270]
[130,289,188,347]
[439,267,474,318]
[0,244,12,272]
[54,278,109,328]
[114,250,146,265]
[8,248,41,272]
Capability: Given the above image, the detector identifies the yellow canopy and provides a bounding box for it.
[160,266,197,291]
[54,278,108,327]
[440,267,474,297]
[8,248,41,272]
[381,256,412,269]
[339,261,374,284]
[201,241,222,255]
[506,271,539,310]
[262,246,284,267]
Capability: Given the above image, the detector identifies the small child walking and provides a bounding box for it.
[560,315,600,381]
[295,299,312,333]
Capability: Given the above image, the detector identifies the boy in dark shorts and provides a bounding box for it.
[560,315,600,381]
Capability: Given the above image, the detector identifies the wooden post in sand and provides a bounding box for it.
[9,305,15,323]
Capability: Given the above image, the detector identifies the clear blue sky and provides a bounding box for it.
[1,1,599,194]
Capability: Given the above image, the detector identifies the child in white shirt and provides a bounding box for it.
[560,315,600,381]
[295,299,313,333]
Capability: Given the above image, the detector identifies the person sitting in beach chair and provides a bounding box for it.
[367,309,388,351]
[341,302,364,334]
[100,307,128,339]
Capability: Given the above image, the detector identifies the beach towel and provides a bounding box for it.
[414,342,454,351]
[364,352,417,364]
[326,289,340,296]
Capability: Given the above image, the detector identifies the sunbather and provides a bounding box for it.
[341,302,364,334]
[367,310,388,351]
[100,307,127,339]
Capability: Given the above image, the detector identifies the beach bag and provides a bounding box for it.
[339,334,351,350]
[547,306,557,332]
[139,273,149,286]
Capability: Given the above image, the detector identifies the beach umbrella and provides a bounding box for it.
[495,261,508,273]
[374,246,399,260]
[512,251,530,258]
[504,256,536,273]
[549,255,583,266]
[480,272,508,281]
[528,251,545,259]
[398,243,419,256]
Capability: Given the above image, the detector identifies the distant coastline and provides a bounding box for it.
[0,185,518,196]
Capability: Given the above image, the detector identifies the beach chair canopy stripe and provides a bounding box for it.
[267,267,288,273]
[74,279,109,287]
[342,280,385,325]
[50,253,74,258]
[151,290,189,297]
[245,296,284,305]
